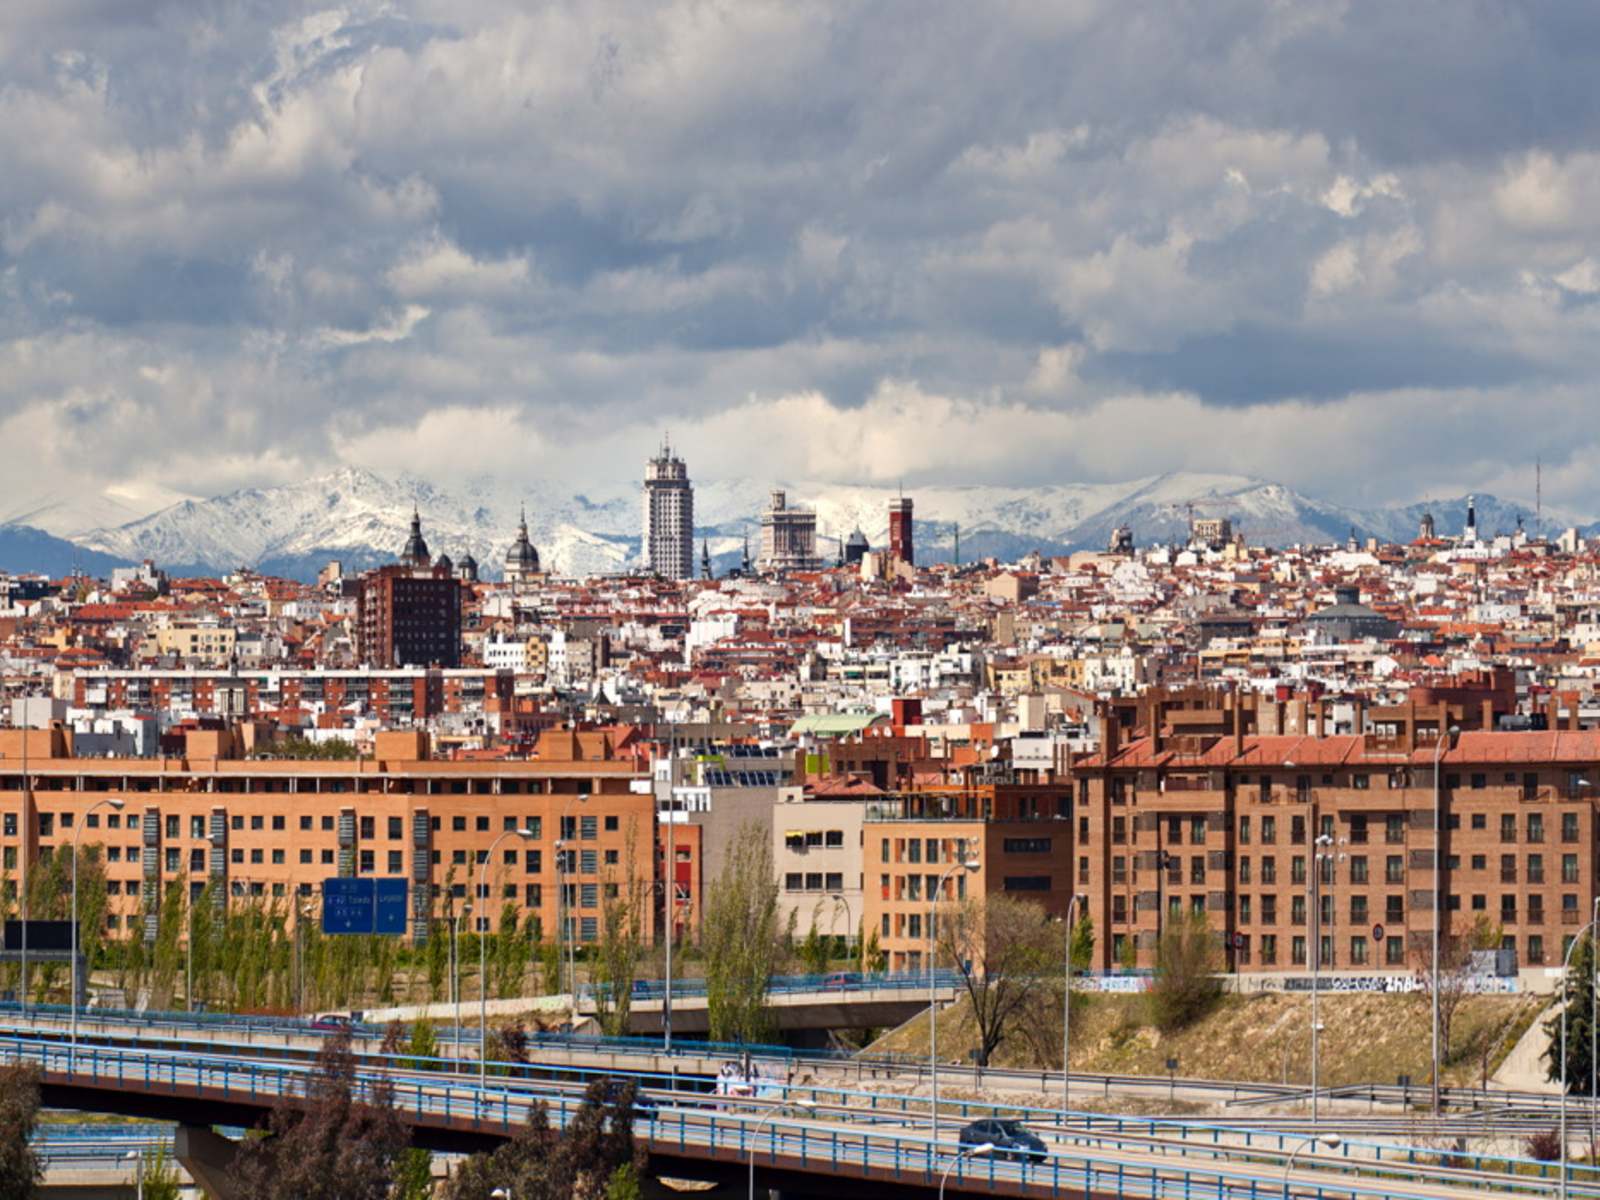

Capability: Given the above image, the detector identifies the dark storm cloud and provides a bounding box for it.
[2,0,1600,513]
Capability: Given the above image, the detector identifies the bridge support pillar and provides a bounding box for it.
[174,1124,244,1200]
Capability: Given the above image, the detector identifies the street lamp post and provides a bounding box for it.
[829,892,853,966]
[1561,918,1600,1200]
[125,1149,144,1200]
[1282,1134,1342,1200]
[452,899,472,1063]
[1309,832,1332,1120]
[928,850,980,1137]
[479,827,537,1086]
[1061,892,1081,1115]
[72,796,123,1067]
[1431,725,1458,1114]
[747,1100,817,1199]
[557,794,589,1029]
[939,1142,995,1199]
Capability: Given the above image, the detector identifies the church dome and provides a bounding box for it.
[400,507,431,567]
[504,507,541,578]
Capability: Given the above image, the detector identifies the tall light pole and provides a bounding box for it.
[452,898,472,1061]
[747,1099,816,1198]
[124,1149,144,1200]
[929,849,980,1137]
[1431,725,1458,1115]
[1282,1133,1341,1200]
[662,728,676,1051]
[1061,892,1082,1114]
[829,892,853,965]
[558,793,589,1030]
[71,796,122,1067]
[1562,918,1600,1200]
[1592,895,1598,1157]
[1309,832,1332,1120]
[939,1142,995,1199]
[479,826,536,1086]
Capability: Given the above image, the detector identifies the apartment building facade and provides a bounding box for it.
[862,784,1075,973]
[1073,710,1600,975]
[0,727,654,947]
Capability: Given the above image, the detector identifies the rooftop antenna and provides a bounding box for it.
[1536,457,1542,538]
[953,521,960,567]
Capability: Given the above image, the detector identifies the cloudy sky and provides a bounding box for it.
[4,0,1600,521]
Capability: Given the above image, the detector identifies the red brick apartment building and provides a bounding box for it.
[0,727,655,946]
[1073,690,1600,974]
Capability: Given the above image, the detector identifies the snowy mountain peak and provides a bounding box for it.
[61,467,1560,581]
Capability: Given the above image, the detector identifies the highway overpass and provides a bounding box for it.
[5,1028,1596,1200]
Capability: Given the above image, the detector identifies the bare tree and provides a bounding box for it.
[1416,915,1501,1068]
[229,1030,411,1200]
[935,894,1058,1066]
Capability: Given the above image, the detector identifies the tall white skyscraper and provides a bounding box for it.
[643,439,694,580]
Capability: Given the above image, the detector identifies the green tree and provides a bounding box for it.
[0,1063,42,1199]
[540,942,562,995]
[702,822,785,1044]
[862,927,886,974]
[141,1144,183,1200]
[935,893,1059,1066]
[408,1019,440,1071]
[798,918,830,976]
[1148,908,1223,1032]
[495,905,531,999]
[1546,932,1599,1093]
[392,1148,435,1200]
[593,839,646,1037]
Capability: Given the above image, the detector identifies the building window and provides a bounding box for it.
[1003,876,1051,892]
[389,817,404,839]
[1261,816,1276,844]
[1291,936,1306,965]
[1238,816,1251,845]
[387,851,402,873]
[1002,838,1052,854]
[1386,937,1405,965]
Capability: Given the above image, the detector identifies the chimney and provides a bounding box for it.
[1290,698,1308,736]
[1102,703,1120,761]
[1149,696,1163,755]
[1481,698,1495,732]
[1233,695,1245,756]
[1567,691,1581,732]
[1404,698,1417,753]
[1314,700,1326,739]
[1352,699,1365,736]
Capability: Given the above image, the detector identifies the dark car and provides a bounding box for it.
[958,1118,1048,1163]
[602,1077,659,1116]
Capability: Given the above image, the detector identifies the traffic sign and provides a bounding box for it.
[322,877,409,936]
[1229,932,1244,949]
[1372,923,1384,941]
[374,877,408,935]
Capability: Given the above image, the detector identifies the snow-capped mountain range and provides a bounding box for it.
[0,467,1575,580]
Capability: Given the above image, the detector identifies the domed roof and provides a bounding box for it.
[400,507,431,567]
[505,506,540,575]
[457,551,478,570]
[434,552,453,572]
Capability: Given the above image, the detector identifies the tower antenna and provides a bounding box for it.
[1537,457,1542,537]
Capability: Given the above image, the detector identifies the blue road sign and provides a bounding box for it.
[322,877,409,935]
[374,877,408,935]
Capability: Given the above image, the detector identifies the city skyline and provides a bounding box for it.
[3,4,1600,522]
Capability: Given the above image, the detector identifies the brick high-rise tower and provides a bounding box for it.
[888,495,914,567]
